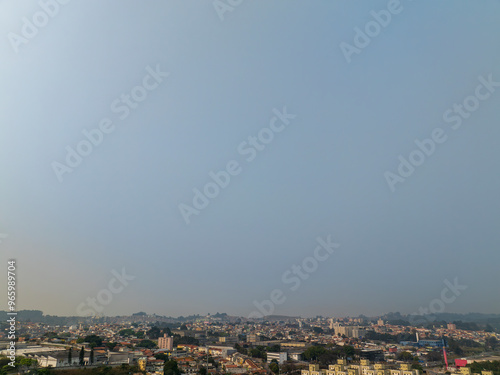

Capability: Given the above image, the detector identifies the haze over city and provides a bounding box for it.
[1,1,500,320]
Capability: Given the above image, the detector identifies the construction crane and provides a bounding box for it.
[442,337,449,370]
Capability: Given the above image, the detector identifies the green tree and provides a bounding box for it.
[163,360,181,375]
[119,329,135,337]
[235,343,247,355]
[268,345,281,353]
[79,346,85,366]
[281,361,297,375]
[313,327,324,334]
[364,331,398,343]
[0,356,12,368]
[486,337,498,350]
[90,348,94,365]
[43,332,58,339]
[270,361,280,374]
[173,335,199,346]
[199,366,207,375]
[412,363,423,372]
[249,346,267,359]
[303,345,327,361]
[68,348,72,365]
[147,326,162,339]
[448,340,464,356]
[19,358,35,367]
[84,335,103,348]
[468,360,500,375]
[425,351,442,362]
[318,350,338,366]
[397,352,415,362]
[341,345,355,358]
[136,340,157,349]
[155,353,169,361]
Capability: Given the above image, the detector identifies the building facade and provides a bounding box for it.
[301,359,419,375]
[267,352,288,365]
[158,334,174,350]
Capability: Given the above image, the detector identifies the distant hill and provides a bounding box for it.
[378,312,500,332]
[1,309,43,321]
[0,310,85,325]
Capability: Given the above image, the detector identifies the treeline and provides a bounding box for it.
[365,331,416,343]
[447,337,499,356]
[468,361,500,375]
[51,364,139,375]
[289,345,358,366]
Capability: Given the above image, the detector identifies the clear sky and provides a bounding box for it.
[1,0,499,318]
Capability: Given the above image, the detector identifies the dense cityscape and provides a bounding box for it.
[1,311,499,375]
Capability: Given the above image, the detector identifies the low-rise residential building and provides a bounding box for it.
[301,359,420,375]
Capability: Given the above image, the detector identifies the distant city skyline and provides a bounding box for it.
[6,308,499,320]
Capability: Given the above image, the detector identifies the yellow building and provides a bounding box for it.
[303,361,419,375]
[310,364,320,372]
[137,358,147,372]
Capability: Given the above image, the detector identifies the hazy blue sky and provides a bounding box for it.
[1,0,499,318]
